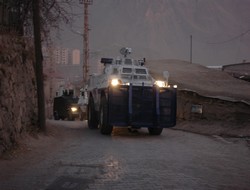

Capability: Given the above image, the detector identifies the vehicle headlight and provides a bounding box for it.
[71,107,78,112]
[154,80,167,87]
[111,78,122,86]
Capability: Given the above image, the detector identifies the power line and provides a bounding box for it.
[206,29,250,45]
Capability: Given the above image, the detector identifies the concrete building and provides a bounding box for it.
[72,49,81,65]
[54,47,69,65]
[61,48,69,65]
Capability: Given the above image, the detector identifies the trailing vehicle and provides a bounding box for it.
[53,89,79,121]
[87,48,177,135]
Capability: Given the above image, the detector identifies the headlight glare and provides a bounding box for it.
[111,78,121,86]
[154,80,166,87]
[71,107,78,112]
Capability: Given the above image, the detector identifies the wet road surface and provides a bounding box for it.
[0,120,250,190]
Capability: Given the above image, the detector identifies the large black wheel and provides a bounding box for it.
[99,96,113,135]
[79,111,84,121]
[148,127,163,135]
[87,97,98,129]
[68,114,75,121]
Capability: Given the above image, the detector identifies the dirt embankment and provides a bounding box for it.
[147,60,250,137]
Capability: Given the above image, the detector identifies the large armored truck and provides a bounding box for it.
[87,48,177,135]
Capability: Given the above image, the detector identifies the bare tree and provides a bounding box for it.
[22,0,74,38]
[29,0,73,131]
[1,0,73,36]
[1,0,74,131]
[32,0,45,131]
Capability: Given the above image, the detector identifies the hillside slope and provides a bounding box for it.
[147,59,250,103]
[146,59,250,137]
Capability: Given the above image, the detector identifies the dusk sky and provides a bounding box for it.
[55,0,250,66]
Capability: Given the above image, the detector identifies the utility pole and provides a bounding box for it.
[32,0,46,132]
[190,35,193,64]
[79,0,93,86]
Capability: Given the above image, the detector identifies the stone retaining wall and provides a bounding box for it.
[0,35,37,155]
[177,89,250,126]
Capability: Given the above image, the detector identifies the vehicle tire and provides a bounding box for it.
[148,127,163,135]
[87,97,98,129]
[54,111,60,120]
[99,96,113,135]
[68,114,75,121]
[79,111,84,121]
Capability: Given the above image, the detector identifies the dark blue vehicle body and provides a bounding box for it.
[107,84,177,128]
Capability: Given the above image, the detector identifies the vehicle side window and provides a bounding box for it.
[113,68,118,74]
[116,60,121,64]
[125,59,132,65]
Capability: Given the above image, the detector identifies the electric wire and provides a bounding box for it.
[206,29,250,45]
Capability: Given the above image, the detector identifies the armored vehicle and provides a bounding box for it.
[87,48,177,135]
[53,90,79,121]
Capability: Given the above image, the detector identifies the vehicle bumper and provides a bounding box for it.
[107,84,177,128]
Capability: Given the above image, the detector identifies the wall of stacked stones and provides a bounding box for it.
[177,90,250,125]
[0,35,37,155]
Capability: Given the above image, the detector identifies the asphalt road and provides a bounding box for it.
[0,120,250,190]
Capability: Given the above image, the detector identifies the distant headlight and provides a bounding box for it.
[71,107,78,112]
[173,85,178,88]
[154,80,167,87]
[111,78,122,86]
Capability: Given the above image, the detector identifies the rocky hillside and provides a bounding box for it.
[92,0,250,65]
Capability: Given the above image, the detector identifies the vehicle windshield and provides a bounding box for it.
[113,68,119,74]
[135,68,147,74]
[122,68,132,73]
